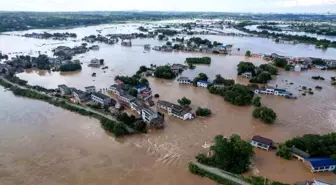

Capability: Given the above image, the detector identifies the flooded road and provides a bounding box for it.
[1,21,336,185]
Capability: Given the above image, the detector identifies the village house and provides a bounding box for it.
[89,59,100,67]
[157,100,193,120]
[119,93,136,106]
[91,92,112,106]
[304,158,336,173]
[144,44,151,50]
[241,72,253,79]
[85,86,96,94]
[326,60,336,68]
[109,84,123,96]
[72,89,90,103]
[135,84,148,93]
[130,101,146,115]
[197,80,209,88]
[58,84,72,95]
[313,179,335,185]
[253,86,295,98]
[152,46,161,51]
[121,40,132,47]
[250,135,273,151]
[141,108,159,124]
[213,83,225,89]
[177,77,192,85]
[290,146,311,162]
[90,45,100,51]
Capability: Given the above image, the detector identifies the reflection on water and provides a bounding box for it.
[1,21,336,185]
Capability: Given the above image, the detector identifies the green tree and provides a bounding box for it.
[196,135,254,174]
[245,50,252,57]
[273,58,288,68]
[59,63,82,72]
[250,71,272,84]
[259,64,278,75]
[196,107,212,117]
[252,96,262,107]
[213,74,235,86]
[237,61,256,75]
[276,144,292,160]
[193,73,209,86]
[166,41,172,46]
[284,64,291,71]
[223,84,254,106]
[253,106,277,124]
[178,97,191,107]
[154,65,176,79]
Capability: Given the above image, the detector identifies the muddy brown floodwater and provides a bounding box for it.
[1,21,336,185]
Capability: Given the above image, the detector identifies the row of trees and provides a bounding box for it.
[114,75,148,87]
[196,107,212,117]
[238,62,277,84]
[185,57,211,65]
[59,63,82,72]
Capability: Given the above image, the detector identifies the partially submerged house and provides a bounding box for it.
[177,76,192,85]
[58,84,72,95]
[91,92,113,106]
[197,80,209,88]
[291,146,311,162]
[250,135,273,151]
[157,100,194,120]
[72,89,90,103]
[85,86,96,94]
[304,158,336,173]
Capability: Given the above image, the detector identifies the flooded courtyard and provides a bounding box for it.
[0,21,336,185]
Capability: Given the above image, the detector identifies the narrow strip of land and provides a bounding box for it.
[191,161,252,185]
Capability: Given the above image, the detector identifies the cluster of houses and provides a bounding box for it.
[250,135,336,174]
[177,76,210,88]
[152,43,232,54]
[52,45,89,59]
[156,100,194,120]
[108,80,165,128]
[58,84,116,106]
[252,85,297,99]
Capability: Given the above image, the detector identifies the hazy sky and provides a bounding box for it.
[1,0,336,13]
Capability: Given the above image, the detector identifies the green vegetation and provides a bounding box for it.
[196,107,212,117]
[276,133,336,160]
[223,84,254,106]
[177,97,191,107]
[193,73,208,86]
[250,71,272,84]
[188,163,240,185]
[257,25,282,31]
[273,58,288,68]
[59,63,82,72]
[245,50,252,57]
[259,64,278,75]
[138,26,148,32]
[185,57,211,65]
[213,74,235,86]
[276,144,292,160]
[154,65,176,79]
[237,61,256,76]
[100,118,130,137]
[115,75,143,86]
[196,135,254,174]
[116,112,147,133]
[252,96,262,107]
[284,64,291,71]
[252,106,277,124]
[155,29,178,36]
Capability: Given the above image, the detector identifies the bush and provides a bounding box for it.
[196,107,212,117]
[196,135,254,174]
[154,94,160,98]
[154,65,176,79]
[59,63,82,72]
[253,106,277,124]
[284,64,291,71]
[276,144,292,160]
[252,96,262,107]
[245,50,251,57]
[177,97,191,106]
[237,61,256,75]
[259,64,278,75]
[223,84,254,106]
[273,58,288,68]
[185,57,211,65]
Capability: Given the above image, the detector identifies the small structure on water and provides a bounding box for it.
[197,80,209,88]
[250,135,273,151]
[304,158,336,173]
[290,146,310,161]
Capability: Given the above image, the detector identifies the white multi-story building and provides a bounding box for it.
[141,108,158,124]
[177,77,192,85]
[197,80,209,88]
[91,92,112,106]
[85,86,96,94]
[157,100,193,120]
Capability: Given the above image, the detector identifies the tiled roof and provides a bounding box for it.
[92,92,110,100]
[290,146,310,158]
[305,158,336,168]
[252,135,273,146]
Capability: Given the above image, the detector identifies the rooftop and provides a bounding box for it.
[305,158,336,168]
[252,135,273,146]
[291,146,311,159]
[120,93,136,100]
[58,84,69,89]
[72,89,85,95]
[198,80,209,84]
[92,92,110,100]
[85,86,95,89]
[178,76,190,81]
[135,84,147,89]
